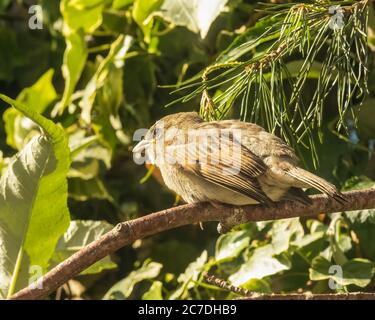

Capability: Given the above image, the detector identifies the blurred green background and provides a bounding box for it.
[1,0,375,300]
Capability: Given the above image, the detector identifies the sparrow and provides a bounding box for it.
[133,112,345,207]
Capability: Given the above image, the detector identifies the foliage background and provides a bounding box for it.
[0,0,375,300]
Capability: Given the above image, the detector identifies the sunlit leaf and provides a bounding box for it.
[3,69,57,150]
[159,0,229,38]
[80,35,132,149]
[112,0,134,9]
[49,220,117,275]
[0,94,70,298]
[53,31,88,116]
[132,0,163,41]
[142,281,163,300]
[61,0,107,33]
[215,230,251,263]
[270,218,304,255]
[170,250,208,300]
[104,260,162,299]
[309,256,375,288]
[229,245,291,286]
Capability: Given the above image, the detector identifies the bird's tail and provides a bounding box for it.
[286,167,346,204]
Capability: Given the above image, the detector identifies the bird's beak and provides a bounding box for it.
[132,139,153,153]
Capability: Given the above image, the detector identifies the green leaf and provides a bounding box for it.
[309,256,375,288]
[142,281,163,300]
[132,0,163,41]
[343,178,375,224]
[3,69,57,150]
[229,245,291,286]
[112,0,134,9]
[270,218,304,254]
[346,209,375,225]
[349,223,375,261]
[0,94,70,298]
[68,177,113,202]
[68,129,112,179]
[215,230,251,263]
[61,0,107,33]
[80,35,132,122]
[159,0,229,38]
[241,278,272,294]
[80,35,132,148]
[104,260,162,299]
[49,220,117,275]
[170,250,208,300]
[294,232,327,263]
[52,31,88,116]
[342,176,375,191]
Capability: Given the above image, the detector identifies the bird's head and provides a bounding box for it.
[132,112,203,164]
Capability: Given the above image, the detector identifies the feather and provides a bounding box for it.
[286,167,347,204]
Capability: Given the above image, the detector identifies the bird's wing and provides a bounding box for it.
[286,167,347,204]
[164,130,273,205]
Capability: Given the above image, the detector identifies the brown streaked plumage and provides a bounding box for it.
[133,112,345,206]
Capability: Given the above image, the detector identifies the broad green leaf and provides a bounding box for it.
[0,94,70,298]
[132,0,163,41]
[309,256,375,288]
[68,128,112,179]
[215,230,251,263]
[270,218,304,255]
[104,260,162,299]
[229,245,291,286]
[52,32,88,116]
[3,69,57,150]
[169,250,208,300]
[142,281,163,300]
[61,0,107,34]
[49,220,117,275]
[159,0,229,38]
[294,232,327,263]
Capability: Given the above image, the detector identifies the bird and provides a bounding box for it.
[132,112,345,207]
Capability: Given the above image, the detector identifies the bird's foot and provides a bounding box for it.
[209,201,238,234]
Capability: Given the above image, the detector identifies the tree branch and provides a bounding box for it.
[10,188,375,300]
[203,273,375,300]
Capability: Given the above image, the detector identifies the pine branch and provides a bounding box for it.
[9,188,375,300]
[172,0,370,166]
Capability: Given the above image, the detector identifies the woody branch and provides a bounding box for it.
[9,188,375,300]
